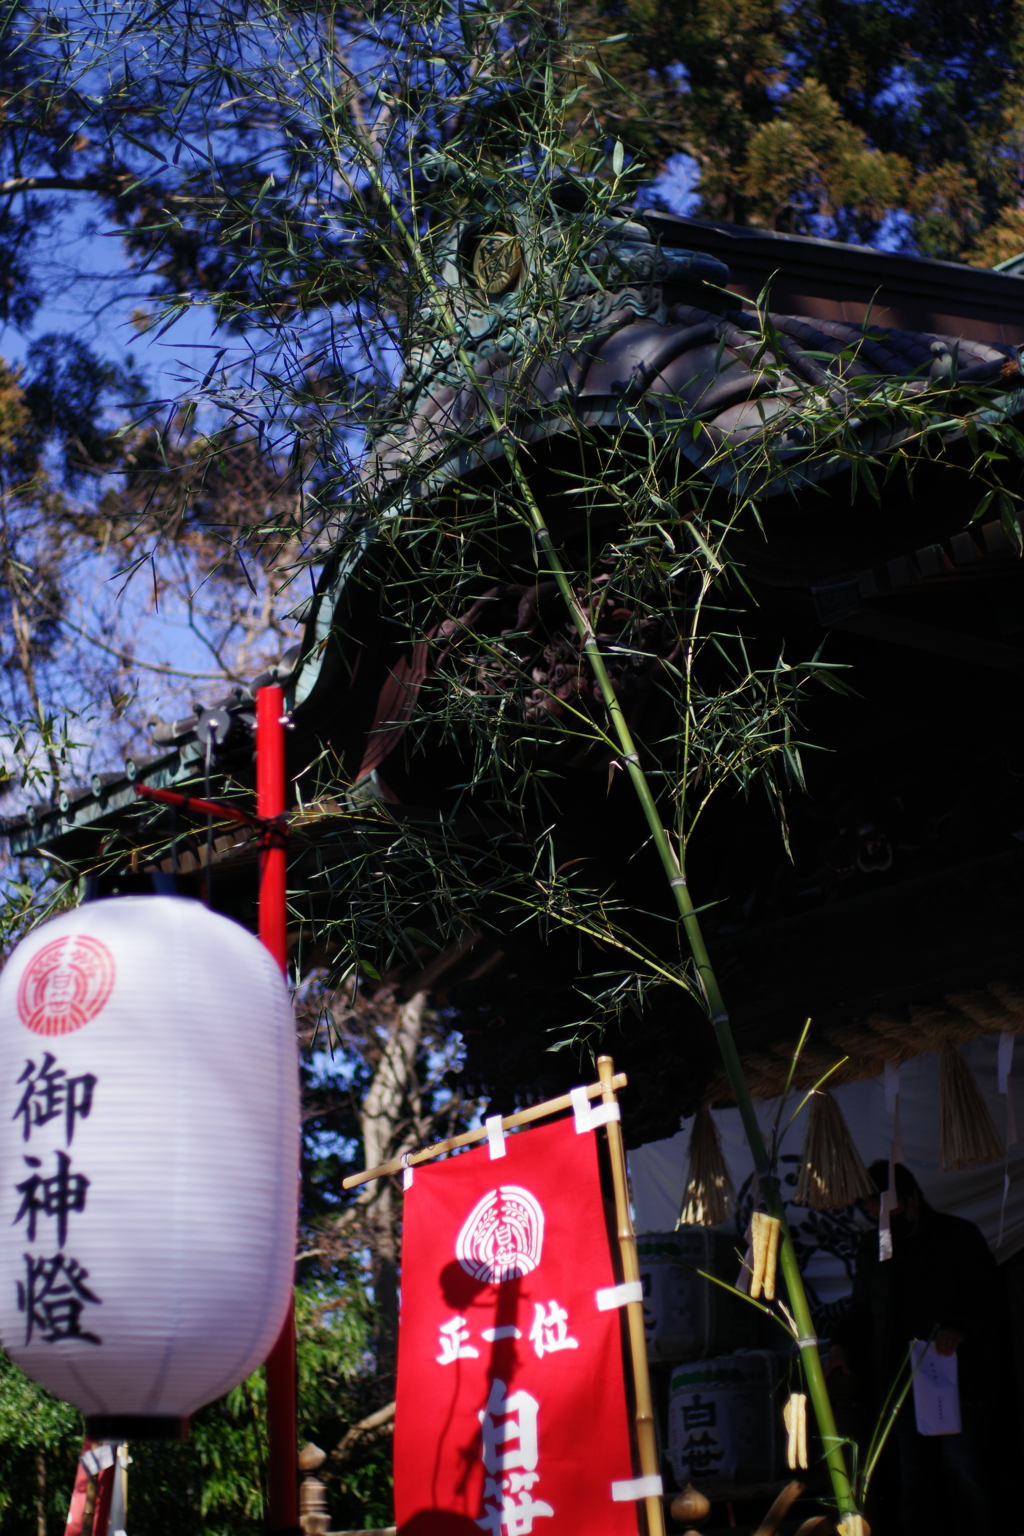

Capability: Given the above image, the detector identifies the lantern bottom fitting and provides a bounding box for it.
[85,1415,190,1442]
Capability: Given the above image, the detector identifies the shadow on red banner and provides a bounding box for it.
[398,1512,484,1534]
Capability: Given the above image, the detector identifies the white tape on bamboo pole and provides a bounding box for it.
[0,895,299,1436]
[595,1281,643,1311]
[570,1085,620,1133]
[611,1475,663,1501]
[485,1114,507,1158]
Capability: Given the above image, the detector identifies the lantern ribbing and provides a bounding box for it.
[0,898,299,1427]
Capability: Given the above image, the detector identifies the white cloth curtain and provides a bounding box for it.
[628,1034,1024,1317]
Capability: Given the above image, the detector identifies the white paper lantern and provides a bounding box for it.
[0,895,299,1437]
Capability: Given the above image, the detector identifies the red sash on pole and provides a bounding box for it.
[63,1444,94,1536]
[394,1114,641,1535]
[63,1441,115,1536]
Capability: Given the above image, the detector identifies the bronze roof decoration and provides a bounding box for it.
[8,180,1024,1149]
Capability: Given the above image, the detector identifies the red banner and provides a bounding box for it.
[394,1110,642,1535]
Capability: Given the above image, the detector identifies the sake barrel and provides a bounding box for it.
[668,1351,779,1492]
[638,1230,762,1361]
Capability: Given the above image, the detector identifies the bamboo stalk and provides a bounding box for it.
[342,1074,627,1188]
[520,503,856,1515]
[598,1056,666,1536]
[357,163,857,1521]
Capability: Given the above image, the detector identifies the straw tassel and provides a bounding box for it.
[749,1210,781,1300]
[795,1090,875,1209]
[678,1102,734,1227]
[783,1391,808,1470]
[938,1041,1003,1170]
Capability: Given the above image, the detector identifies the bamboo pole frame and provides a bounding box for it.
[597,1057,667,1536]
[346,1058,665,1536]
[342,1072,625,1189]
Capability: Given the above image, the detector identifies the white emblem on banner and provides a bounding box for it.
[528,1301,578,1358]
[436,1315,479,1365]
[456,1186,545,1284]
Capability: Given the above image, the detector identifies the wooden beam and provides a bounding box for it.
[834,608,1024,676]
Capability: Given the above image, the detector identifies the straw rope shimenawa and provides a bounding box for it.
[794,1090,876,1209]
[678,1101,734,1227]
[938,1040,1004,1170]
[704,981,1024,1103]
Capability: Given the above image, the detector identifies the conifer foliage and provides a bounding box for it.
[569,0,1024,262]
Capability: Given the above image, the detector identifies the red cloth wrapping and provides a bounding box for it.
[63,1440,114,1536]
[394,1113,640,1535]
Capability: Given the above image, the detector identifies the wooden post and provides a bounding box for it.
[597,1056,666,1536]
[257,685,299,1534]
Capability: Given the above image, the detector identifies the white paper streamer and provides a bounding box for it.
[884,1059,901,1113]
[486,1114,507,1159]
[878,1063,903,1261]
[998,1032,1015,1095]
[998,1033,1016,1245]
[999,1033,1018,1147]
[1000,1169,1011,1248]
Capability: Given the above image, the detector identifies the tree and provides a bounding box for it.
[0,0,1022,1528]
[0,1269,393,1534]
[298,976,478,1391]
[568,0,1024,260]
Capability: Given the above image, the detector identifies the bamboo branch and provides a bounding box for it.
[354,158,857,1521]
[0,173,130,195]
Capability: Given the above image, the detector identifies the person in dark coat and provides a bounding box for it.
[823,1160,998,1536]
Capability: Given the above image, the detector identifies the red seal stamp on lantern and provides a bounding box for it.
[455,1184,545,1284]
[17,935,116,1036]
